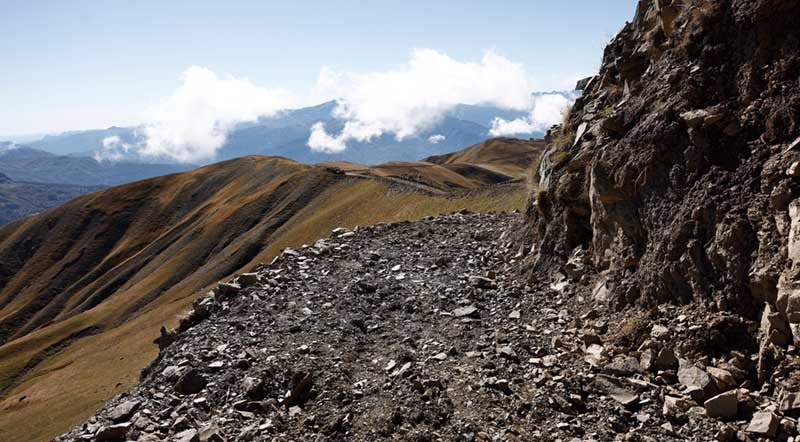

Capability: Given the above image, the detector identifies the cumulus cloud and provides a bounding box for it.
[102,53,579,161]
[307,49,535,152]
[308,122,347,153]
[94,135,132,162]
[489,92,578,137]
[428,134,446,144]
[139,66,296,163]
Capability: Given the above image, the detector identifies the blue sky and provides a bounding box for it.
[0,0,637,135]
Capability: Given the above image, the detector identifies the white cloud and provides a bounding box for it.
[0,142,19,153]
[428,134,446,144]
[98,53,580,161]
[489,92,577,137]
[94,135,132,162]
[307,49,535,152]
[307,122,347,153]
[139,66,296,163]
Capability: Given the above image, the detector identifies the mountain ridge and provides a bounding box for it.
[0,145,189,186]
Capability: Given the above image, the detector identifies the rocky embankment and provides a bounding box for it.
[59,211,795,442]
[521,0,800,441]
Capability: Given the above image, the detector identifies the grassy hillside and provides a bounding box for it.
[424,137,545,179]
[0,138,542,442]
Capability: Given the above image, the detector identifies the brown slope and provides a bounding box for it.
[320,138,545,191]
[0,156,318,344]
[0,142,541,442]
[424,137,545,181]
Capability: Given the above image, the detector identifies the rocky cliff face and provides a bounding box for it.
[528,0,800,321]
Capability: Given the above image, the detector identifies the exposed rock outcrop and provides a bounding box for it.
[528,0,800,322]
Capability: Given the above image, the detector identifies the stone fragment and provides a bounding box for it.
[592,279,609,302]
[716,425,737,442]
[746,411,779,438]
[208,360,224,371]
[787,292,800,323]
[199,423,226,442]
[650,324,670,340]
[174,369,207,395]
[94,423,132,442]
[238,426,258,442]
[680,109,710,128]
[285,372,314,407]
[575,76,594,91]
[610,390,639,408]
[786,136,800,153]
[243,376,264,400]
[173,416,191,432]
[483,377,512,394]
[161,365,181,380]
[707,367,736,392]
[653,348,677,370]
[663,395,695,418]
[584,343,606,367]
[391,362,412,378]
[573,122,588,147]
[678,363,716,401]
[788,161,800,177]
[237,272,261,288]
[452,305,479,318]
[496,345,519,362]
[639,349,655,372]
[763,304,793,346]
[780,392,800,412]
[594,375,639,409]
[703,390,738,419]
[603,356,641,376]
[107,399,141,423]
[704,113,724,126]
[468,276,495,289]
[173,429,200,442]
[216,282,241,299]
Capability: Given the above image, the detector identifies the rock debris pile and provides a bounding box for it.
[62,211,789,442]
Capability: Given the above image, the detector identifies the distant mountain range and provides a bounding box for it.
[19,98,570,165]
[0,142,189,186]
[0,170,104,225]
[0,95,572,190]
